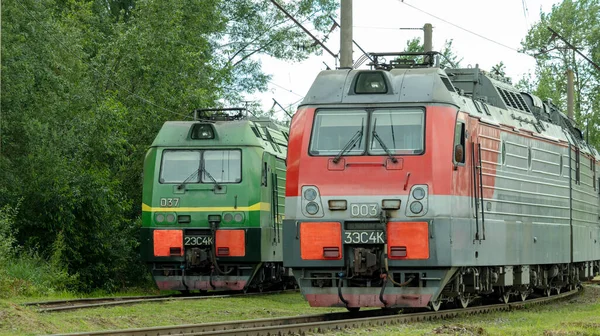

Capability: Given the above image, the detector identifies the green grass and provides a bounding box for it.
[1,286,599,336]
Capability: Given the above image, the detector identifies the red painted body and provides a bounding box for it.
[286,105,461,198]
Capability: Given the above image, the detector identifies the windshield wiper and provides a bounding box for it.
[177,162,222,190]
[177,168,201,190]
[201,163,222,190]
[332,119,364,163]
[372,119,398,163]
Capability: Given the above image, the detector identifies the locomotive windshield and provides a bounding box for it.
[369,109,424,155]
[159,149,242,184]
[309,108,424,156]
[309,110,367,155]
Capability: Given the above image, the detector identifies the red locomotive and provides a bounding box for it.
[282,51,600,311]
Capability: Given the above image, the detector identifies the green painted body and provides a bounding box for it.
[139,117,290,291]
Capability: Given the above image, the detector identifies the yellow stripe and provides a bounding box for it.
[142,202,270,212]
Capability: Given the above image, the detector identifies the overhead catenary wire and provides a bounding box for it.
[14,0,193,120]
[396,0,534,58]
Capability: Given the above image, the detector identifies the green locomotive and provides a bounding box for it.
[140,108,293,293]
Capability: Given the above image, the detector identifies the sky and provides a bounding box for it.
[246,0,563,121]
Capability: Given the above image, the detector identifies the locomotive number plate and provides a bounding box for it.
[349,203,379,218]
[184,235,213,246]
[160,197,180,207]
[344,230,385,244]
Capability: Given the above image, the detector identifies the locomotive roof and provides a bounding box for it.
[298,65,599,160]
[150,118,288,160]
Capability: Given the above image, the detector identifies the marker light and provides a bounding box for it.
[328,200,347,210]
[382,199,401,210]
[306,202,319,215]
[410,201,423,214]
[304,188,317,201]
[412,187,426,200]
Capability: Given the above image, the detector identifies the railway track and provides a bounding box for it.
[47,286,581,336]
[24,288,298,313]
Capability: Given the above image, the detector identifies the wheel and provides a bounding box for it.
[520,292,528,301]
[258,284,264,293]
[556,287,561,295]
[346,307,360,313]
[458,295,470,308]
[501,293,510,304]
[544,288,551,297]
[430,300,442,312]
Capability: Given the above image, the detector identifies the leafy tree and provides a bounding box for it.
[519,0,599,144]
[398,37,464,69]
[491,62,506,77]
[1,0,338,292]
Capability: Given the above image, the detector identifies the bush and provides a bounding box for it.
[0,203,78,298]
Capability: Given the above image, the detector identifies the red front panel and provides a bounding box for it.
[216,229,245,257]
[387,222,429,259]
[286,105,459,198]
[300,222,342,260]
[153,230,183,257]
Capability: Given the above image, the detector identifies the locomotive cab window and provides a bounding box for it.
[368,109,425,155]
[202,150,242,183]
[309,110,367,155]
[159,149,242,184]
[160,150,201,183]
[453,122,466,164]
[309,108,425,157]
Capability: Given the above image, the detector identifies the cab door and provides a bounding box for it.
[450,113,472,234]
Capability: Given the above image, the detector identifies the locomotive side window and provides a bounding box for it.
[159,150,201,183]
[453,122,466,164]
[368,109,425,155]
[309,110,367,155]
[202,150,242,183]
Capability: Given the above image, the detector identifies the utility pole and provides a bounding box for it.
[423,23,433,65]
[567,68,575,121]
[340,0,353,68]
[423,23,432,52]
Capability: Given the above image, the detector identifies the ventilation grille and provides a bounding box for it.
[440,76,456,92]
[497,87,531,113]
[250,123,289,153]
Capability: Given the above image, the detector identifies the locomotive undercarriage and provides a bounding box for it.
[432,261,600,311]
[149,244,295,293]
[294,253,600,312]
[151,261,294,293]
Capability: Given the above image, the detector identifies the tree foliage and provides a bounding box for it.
[1,0,337,292]
[519,0,600,144]
[399,37,464,69]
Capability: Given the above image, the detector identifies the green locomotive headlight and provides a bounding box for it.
[233,213,244,222]
[155,214,165,223]
[223,213,233,222]
[191,124,215,139]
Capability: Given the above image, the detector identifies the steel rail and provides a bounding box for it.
[48,287,581,336]
[25,289,298,313]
